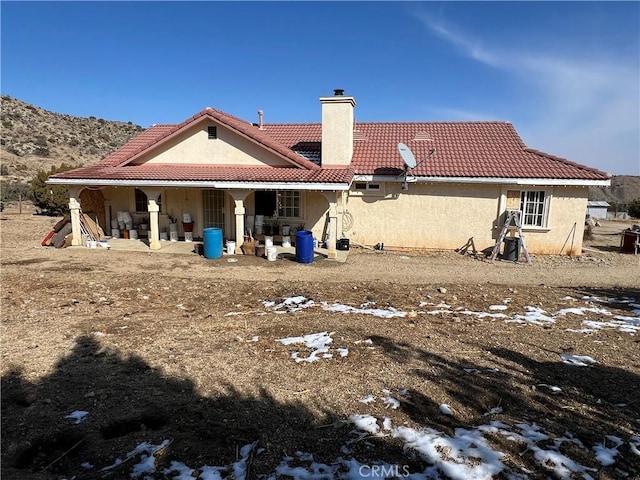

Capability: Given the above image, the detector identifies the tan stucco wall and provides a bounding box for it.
[131,122,291,167]
[345,183,589,255]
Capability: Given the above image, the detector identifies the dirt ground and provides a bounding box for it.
[1,209,639,479]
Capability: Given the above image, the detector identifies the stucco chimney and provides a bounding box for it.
[319,89,356,167]
[258,110,264,130]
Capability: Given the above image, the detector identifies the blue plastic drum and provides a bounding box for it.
[203,227,223,259]
[295,230,314,264]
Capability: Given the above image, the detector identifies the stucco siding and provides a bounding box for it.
[131,122,291,167]
[346,183,501,250]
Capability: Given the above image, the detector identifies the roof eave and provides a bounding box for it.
[354,174,611,187]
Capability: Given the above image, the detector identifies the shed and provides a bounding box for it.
[587,201,610,219]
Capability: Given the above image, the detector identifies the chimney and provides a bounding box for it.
[257,110,264,130]
[319,89,356,167]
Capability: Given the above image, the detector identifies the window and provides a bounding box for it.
[203,190,225,230]
[353,182,384,196]
[520,191,546,227]
[254,190,301,218]
[134,189,162,213]
[207,126,217,139]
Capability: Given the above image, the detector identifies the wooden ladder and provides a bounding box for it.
[489,210,532,265]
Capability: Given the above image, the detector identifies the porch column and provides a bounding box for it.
[323,191,338,260]
[68,187,82,246]
[229,190,250,254]
[142,189,162,250]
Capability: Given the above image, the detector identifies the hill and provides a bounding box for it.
[0,95,143,182]
[588,175,640,206]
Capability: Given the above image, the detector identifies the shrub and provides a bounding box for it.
[30,163,75,214]
[628,199,640,219]
[0,164,9,176]
[1,180,29,202]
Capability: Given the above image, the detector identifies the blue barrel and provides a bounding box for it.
[203,227,223,259]
[295,230,314,264]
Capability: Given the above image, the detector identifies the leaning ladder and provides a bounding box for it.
[489,210,532,265]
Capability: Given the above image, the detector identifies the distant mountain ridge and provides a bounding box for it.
[0,95,638,205]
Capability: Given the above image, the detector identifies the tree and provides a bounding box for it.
[628,199,640,219]
[30,164,74,215]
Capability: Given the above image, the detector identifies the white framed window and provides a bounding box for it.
[520,190,548,227]
[353,182,385,196]
[255,190,302,218]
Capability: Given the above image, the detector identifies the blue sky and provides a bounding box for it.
[2,1,639,175]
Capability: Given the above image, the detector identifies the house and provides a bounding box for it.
[48,89,611,258]
[586,201,610,220]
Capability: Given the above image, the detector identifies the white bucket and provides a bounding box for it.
[87,240,98,249]
[266,246,277,261]
[246,215,255,230]
[255,224,263,234]
[122,212,132,223]
[125,221,133,230]
[118,222,125,230]
[183,213,192,224]
[227,241,236,254]
[111,228,120,238]
[281,235,291,247]
[129,229,138,240]
[170,231,179,242]
[169,223,178,233]
[111,219,119,229]
[264,235,273,248]
[184,232,193,242]
[160,232,168,241]
[282,225,290,235]
[255,215,264,225]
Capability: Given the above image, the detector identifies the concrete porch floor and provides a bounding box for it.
[91,237,350,262]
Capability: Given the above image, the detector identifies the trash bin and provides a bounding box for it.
[503,237,520,261]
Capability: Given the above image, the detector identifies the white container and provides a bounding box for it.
[281,225,290,235]
[160,232,168,241]
[255,214,264,225]
[87,240,98,249]
[227,241,236,254]
[264,235,273,247]
[170,231,178,242]
[116,212,125,222]
[129,229,138,240]
[246,215,255,230]
[111,228,120,238]
[121,212,132,223]
[266,246,277,261]
[111,219,119,229]
[313,237,319,248]
[184,232,193,242]
[183,213,192,224]
[281,235,291,248]
[125,221,133,230]
[255,224,263,234]
[118,222,125,230]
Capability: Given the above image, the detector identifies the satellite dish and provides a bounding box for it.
[397,143,417,169]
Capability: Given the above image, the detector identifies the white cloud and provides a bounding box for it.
[414,12,640,175]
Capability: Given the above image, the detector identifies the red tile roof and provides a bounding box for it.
[264,122,610,180]
[52,164,354,184]
[51,108,610,184]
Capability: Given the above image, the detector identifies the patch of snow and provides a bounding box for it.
[439,404,453,415]
[382,396,400,409]
[458,309,508,319]
[321,302,407,318]
[359,395,375,404]
[64,410,88,424]
[560,353,597,366]
[382,417,393,431]
[511,306,556,325]
[489,305,508,311]
[593,435,623,466]
[349,414,380,435]
[246,336,259,342]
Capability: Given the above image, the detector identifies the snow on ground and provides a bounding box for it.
[560,353,598,367]
[64,410,89,424]
[261,294,640,335]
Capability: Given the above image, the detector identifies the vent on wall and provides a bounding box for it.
[207,126,218,139]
